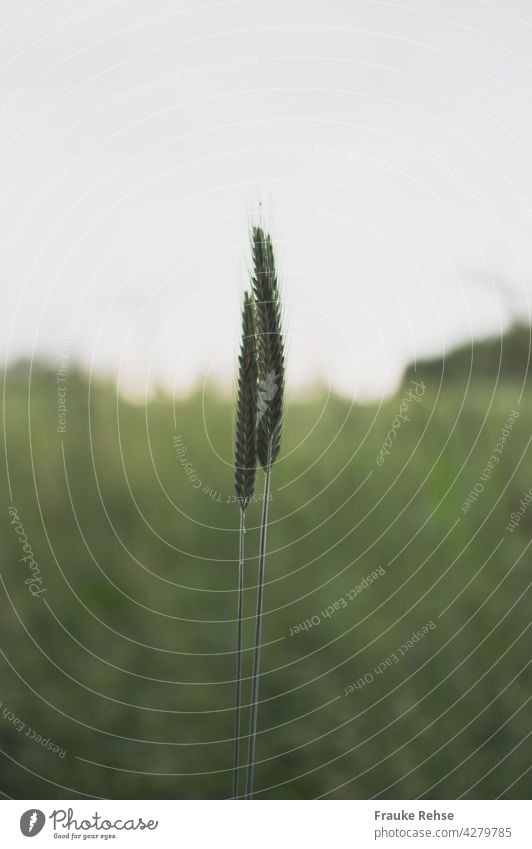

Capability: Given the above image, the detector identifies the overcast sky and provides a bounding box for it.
[2,0,532,399]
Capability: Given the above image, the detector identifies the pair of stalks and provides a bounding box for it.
[232,225,285,800]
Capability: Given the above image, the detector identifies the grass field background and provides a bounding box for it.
[1,328,531,799]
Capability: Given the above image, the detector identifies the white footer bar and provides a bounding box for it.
[1,800,529,848]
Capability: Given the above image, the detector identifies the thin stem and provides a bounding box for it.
[245,446,272,799]
[232,508,245,799]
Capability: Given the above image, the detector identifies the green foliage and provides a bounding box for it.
[0,356,530,799]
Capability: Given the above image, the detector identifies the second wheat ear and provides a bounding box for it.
[233,292,258,799]
[245,225,285,799]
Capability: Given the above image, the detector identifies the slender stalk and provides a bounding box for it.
[245,444,272,799]
[232,509,246,799]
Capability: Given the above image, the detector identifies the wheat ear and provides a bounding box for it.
[245,225,285,799]
[233,291,258,798]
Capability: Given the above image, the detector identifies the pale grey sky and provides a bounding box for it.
[2,0,532,399]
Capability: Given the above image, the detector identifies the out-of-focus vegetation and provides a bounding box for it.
[1,327,531,799]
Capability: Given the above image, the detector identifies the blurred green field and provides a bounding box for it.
[1,329,531,799]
